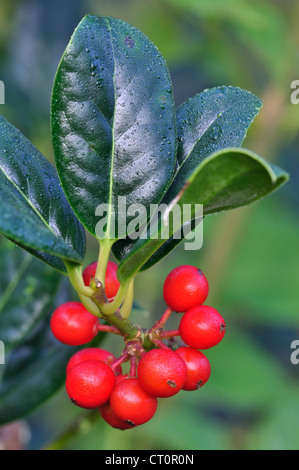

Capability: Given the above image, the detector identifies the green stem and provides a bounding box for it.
[64,262,94,298]
[119,278,135,319]
[95,239,114,287]
[88,286,155,349]
[99,279,132,316]
[78,294,102,318]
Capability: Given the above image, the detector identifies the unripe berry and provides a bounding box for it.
[83,260,120,299]
[137,348,187,398]
[50,302,98,346]
[176,346,211,390]
[66,348,122,375]
[163,265,209,312]
[65,359,116,409]
[179,305,226,350]
[110,378,157,426]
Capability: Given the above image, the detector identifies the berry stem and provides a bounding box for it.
[151,307,173,330]
[111,352,129,371]
[151,338,170,350]
[97,323,122,335]
[129,355,137,377]
[158,329,180,339]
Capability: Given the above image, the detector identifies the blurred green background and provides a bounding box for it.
[0,0,298,450]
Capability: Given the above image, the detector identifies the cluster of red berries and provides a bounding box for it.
[50,263,226,430]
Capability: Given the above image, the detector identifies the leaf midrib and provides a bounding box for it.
[105,18,116,241]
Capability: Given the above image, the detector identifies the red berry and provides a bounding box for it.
[50,302,98,346]
[176,346,211,390]
[65,360,116,409]
[115,374,129,384]
[110,378,157,426]
[100,399,134,430]
[83,260,120,299]
[66,348,122,375]
[163,265,209,312]
[137,349,187,398]
[179,305,226,350]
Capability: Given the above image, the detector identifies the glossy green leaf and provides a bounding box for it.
[0,115,86,273]
[51,14,177,239]
[0,245,105,425]
[0,237,62,352]
[116,148,289,282]
[0,321,107,425]
[0,336,78,425]
[112,86,262,266]
[162,86,263,205]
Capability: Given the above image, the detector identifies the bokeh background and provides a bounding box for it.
[0,0,298,450]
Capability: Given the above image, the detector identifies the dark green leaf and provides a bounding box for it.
[187,149,288,213]
[0,339,78,425]
[113,86,262,266]
[116,148,289,282]
[0,237,62,352]
[155,85,263,208]
[176,86,262,167]
[51,14,177,239]
[0,321,107,425]
[0,115,86,273]
[0,255,104,425]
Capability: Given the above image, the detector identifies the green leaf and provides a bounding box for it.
[0,335,78,425]
[51,14,177,239]
[179,148,288,213]
[112,86,262,267]
[0,115,86,273]
[116,148,289,282]
[163,86,263,204]
[0,236,106,424]
[0,237,62,352]
[0,321,107,425]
